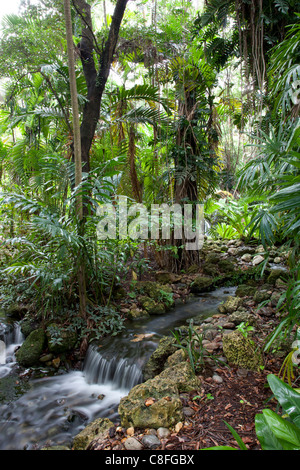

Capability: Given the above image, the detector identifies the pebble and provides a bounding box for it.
[183,406,195,417]
[157,427,171,439]
[212,374,223,384]
[124,437,143,450]
[141,434,161,449]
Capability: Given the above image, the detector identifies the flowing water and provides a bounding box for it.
[0,286,235,450]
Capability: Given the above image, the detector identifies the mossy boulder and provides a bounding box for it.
[15,328,46,367]
[222,330,263,371]
[218,295,242,314]
[235,285,256,298]
[72,418,114,450]
[118,376,183,429]
[142,336,177,380]
[190,276,215,294]
[139,296,166,315]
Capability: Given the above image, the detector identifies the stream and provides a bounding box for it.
[0,286,235,450]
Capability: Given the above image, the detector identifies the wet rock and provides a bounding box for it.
[235,285,256,298]
[253,289,272,304]
[267,268,288,285]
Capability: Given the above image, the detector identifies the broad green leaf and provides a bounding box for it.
[262,409,300,450]
[255,413,284,450]
[267,374,300,427]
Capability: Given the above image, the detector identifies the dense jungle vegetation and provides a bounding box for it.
[0,0,300,451]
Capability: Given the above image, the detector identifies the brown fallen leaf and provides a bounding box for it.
[145,397,156,406]
[131,333,155,342]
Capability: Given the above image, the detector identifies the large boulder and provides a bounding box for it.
[222,330,263,371]
[118,376,183,429]
[72,418,114,450]
[15,328,46,367]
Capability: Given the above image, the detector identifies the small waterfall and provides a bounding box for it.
[83,344,143,391]
[0,321,24,378]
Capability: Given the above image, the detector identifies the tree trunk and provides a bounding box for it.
[64,0,87,349]
[73,0,129,174]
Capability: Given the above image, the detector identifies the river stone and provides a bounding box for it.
[157,427,171,439]
[142,336,177,380]
[142,434,161,449]
[252,255,265,266]
[15,328,46,367]
[222,330,263,371]
[72,418,114,450]
[124,437,143,450]
[118,376,183,429]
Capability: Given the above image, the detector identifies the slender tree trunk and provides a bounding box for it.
[63,0,87,334]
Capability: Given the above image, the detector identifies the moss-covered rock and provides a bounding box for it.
[218,295,242,314]
[235,285,256,298]
[139,296,166,315]
[158,361,201,393]
[15,328,46,367]
[72,418,114,450]
[222,330,263,371]
[190,276,215,294]
[118,376,183,429]
[142,336,177,380]
[228,309,257,326]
